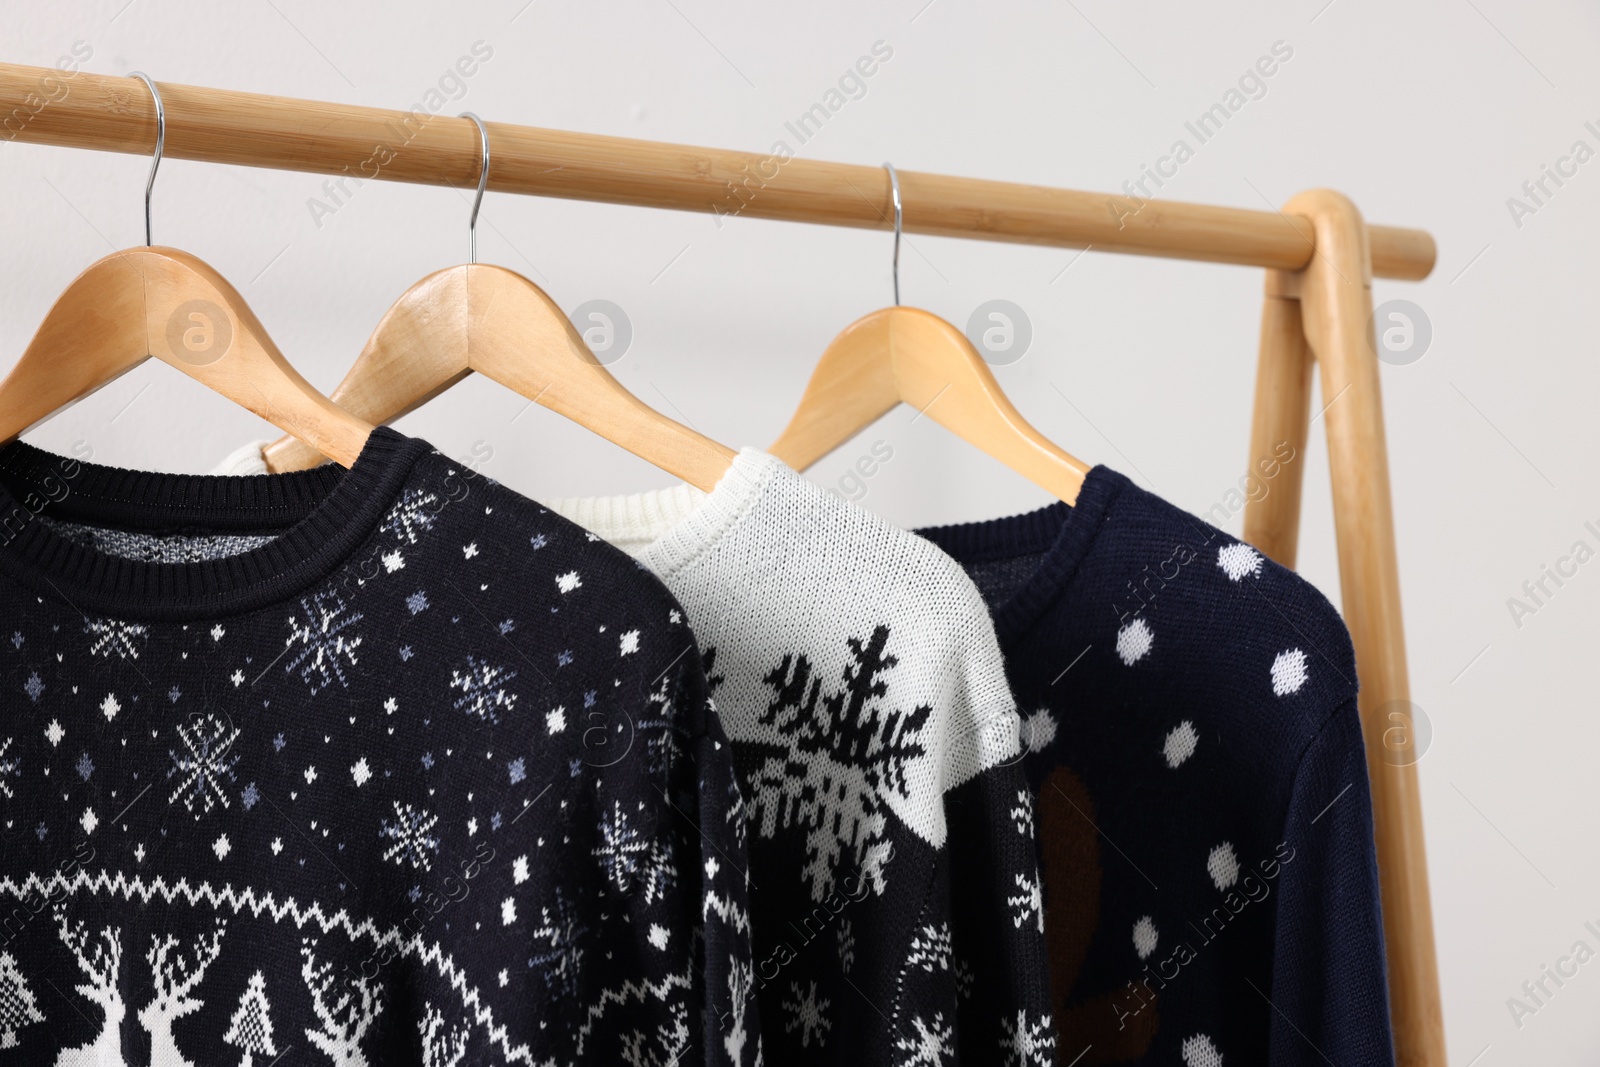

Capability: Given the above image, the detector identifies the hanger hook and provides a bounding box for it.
[884,162,902,306]
[460,112,490,264]
[129,72,164,247]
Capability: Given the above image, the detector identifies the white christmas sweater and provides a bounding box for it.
[0,428,763,1067]
[545,450,1057,1067]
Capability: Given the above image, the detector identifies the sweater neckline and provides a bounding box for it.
[0,427,429,621]
[916,465,1126,639]
[548,448,775,577]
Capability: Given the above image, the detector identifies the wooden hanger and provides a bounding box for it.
[0,74,371,467]
[264,114,735,490]
[769,164,1088,504]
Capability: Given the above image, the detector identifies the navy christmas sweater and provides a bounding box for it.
[0,428,761,1067]
[919,466,1395,1067]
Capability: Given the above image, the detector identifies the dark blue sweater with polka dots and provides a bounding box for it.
[918,466,1394,1067]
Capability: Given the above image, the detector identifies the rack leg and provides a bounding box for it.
[1273,190,1444,1066]
[1242,274,1314,568]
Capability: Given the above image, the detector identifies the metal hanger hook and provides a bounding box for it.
[460,112,490,264]
[129,72,163,247]
[884,162,902,306]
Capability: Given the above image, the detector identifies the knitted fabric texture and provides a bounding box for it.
[545,449,1057,1067]
[0,429,761,1067]
[918,466,1395,1067]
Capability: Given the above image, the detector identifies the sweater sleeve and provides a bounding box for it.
[655,654,763,1067]
[939,602,1057,1061]
[1269,698,1396,1066]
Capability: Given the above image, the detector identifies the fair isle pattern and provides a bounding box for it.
[0,435,761,1067]
[0,865,693,1066]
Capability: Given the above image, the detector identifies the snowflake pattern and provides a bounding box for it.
[449,655,519,724]
[895,1013,954,1066]
[743,626,931,901]
[379,800,440,871]
[379,487,441,543]
[998,1009,1056,1067]
[592,801,651,893]
[84,616,147,659]
[782,980,831,1048]
[166,712,242,817]
[1008,871,1043,933]
[284,592,364,694]
[528,887,589,999]
[907,922,953,972]
[1010,789,1034,838]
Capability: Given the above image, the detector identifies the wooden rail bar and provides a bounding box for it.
[0,64,1435,280]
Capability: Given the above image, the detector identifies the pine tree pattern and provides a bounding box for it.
[746,625,931,901]
[0,951,43,1049]
[221,971,276,1067]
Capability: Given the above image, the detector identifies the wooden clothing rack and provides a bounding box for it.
[0,62,1445,1065]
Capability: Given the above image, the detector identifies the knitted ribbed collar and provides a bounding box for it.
[548,448,773,578]
[916,465,1126,639]
[0,427,429,621]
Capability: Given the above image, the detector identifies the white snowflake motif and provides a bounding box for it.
[619,629,640,656]
[380,487,441,543]
[592,801,651,893]
[284,592,364,694]
[528,887,588,998]
[99,693,120,721]
[84,616,147,659]
[782,981,831,1048]
[213,833,231,859]
[379,800,440,871]
[1008,870,1044,933]
[998,1009,1056,1067]
[351,757,372,787]
[743,625,933,901]
[43,720,63,747]
[501,897,517,926]
[638,839,678,905]
[555,570,582,594]
[1010,789,1034,838]
[449,655,519,724]
[895,1013,954,1066]
[907,923,952,973]
[646,923,670,951]
[166,712,241,816]
[381,550,405,573]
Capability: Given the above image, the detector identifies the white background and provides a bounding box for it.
[3,2,1598,1061]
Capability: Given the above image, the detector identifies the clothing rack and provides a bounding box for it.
[0,62,1445,1065]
